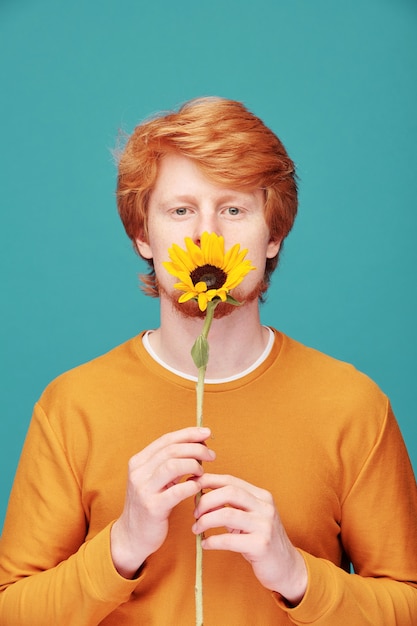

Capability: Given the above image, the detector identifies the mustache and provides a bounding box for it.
[159,281,264,320]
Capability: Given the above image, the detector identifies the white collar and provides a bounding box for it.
[142,326,274,384]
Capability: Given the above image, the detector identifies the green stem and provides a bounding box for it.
[196,299,216,428]
[195,364,205,626]
[195,300,217,626]
[201,301,215,341]
[196,365,206,429]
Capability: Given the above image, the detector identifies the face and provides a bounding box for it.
[136,153,281,316]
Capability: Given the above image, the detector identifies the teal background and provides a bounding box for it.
[1,0,416,528]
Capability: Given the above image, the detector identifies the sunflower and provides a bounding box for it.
[162,232,256,311]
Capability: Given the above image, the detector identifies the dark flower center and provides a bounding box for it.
[191,264,227,290]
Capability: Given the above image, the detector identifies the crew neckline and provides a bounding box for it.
[142,326,275,384]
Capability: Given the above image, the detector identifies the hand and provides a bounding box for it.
[111,426,215,578]
[192,473,307,605]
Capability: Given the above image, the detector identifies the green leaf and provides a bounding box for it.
[225,294,242,307]
[191,334,209,369]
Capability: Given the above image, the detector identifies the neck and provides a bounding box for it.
[147,296,269,379]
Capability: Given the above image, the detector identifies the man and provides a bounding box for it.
[0,97,416,625]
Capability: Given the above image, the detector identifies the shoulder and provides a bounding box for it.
[271,329,389,418]
[38,333,146,409]
[270,331,397,480]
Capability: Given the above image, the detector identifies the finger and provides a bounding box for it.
[132,427,212,465]
[201,531,251,553]
[163,442,216,463]
[130,440,215,480]
[150,458,206,493]
[193,507,251,536]
[131,444,215,489]
[197,473,271,503]
[159,476,203,511]
[194,484,257,518]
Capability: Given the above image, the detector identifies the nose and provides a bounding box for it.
[193,210,220,246]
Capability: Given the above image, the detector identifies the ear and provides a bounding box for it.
[266,237,282,259]
[135,233,153,260]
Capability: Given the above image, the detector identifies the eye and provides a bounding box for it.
[226,206,240,216]
[174,207,188,216]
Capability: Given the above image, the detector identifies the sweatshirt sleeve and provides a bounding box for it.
[0,403,141,625]
[274,404,417,624]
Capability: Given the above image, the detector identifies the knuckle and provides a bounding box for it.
[127,457,137,473]
[255,533,271,554]
[165,458,178,474]
[223,483,238,499]
[259,487,273,504]
[223,506,234,522]
[264,499,275,518]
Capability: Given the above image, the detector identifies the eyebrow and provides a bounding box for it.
[158,190,260,206]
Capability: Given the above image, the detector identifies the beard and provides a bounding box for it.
[159,280,266,320]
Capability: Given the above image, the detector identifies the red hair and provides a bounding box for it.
[116,97,298,297]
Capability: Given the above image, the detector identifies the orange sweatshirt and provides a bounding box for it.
[0,329,416,625]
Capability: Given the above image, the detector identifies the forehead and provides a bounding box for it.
[151,153,264,205]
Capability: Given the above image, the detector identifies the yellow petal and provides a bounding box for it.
[173,272,195,287]
[168,243,197,273]
[195,281,208,293]
[224,264,255,289]
[185,237,204,266]
[162,261,180,277]
[205,289,218,301]
[223,246,249,273]
[198,293,208,311]
[179,291,198,303]
[173,281,194,291]
[208,232,225,266]
[222,243,240,270]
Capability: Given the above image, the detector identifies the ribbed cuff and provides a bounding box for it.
[272,550,336,623]
[81,522,147,603]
